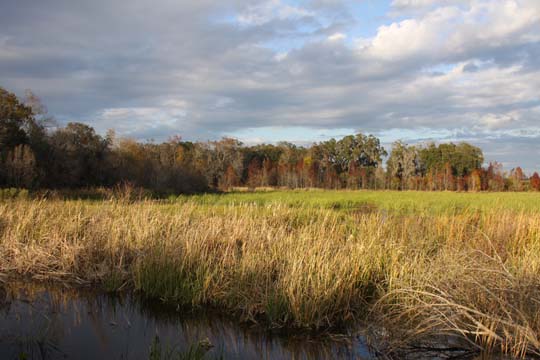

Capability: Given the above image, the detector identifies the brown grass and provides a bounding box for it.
[0,198,539,357]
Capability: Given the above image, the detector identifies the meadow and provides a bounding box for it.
[1,190,540,358]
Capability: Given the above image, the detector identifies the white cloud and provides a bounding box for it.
[478,113,517,129]
[97,98,191,138]
[327,32,346,41]
[364,0,540,64]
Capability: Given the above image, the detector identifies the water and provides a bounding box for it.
[0,282,375,360]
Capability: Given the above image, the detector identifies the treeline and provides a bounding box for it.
[1,87,539,193]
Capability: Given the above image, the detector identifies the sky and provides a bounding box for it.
[1,0,540,171]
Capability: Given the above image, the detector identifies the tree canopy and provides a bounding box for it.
[0,87,536,193]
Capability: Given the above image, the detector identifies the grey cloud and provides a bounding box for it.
[462,62,479,73]
[1,0,540,170]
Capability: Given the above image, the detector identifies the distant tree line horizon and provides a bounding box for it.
[2,87,539,193]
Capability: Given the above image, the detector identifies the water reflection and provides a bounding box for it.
[0,282,373,359]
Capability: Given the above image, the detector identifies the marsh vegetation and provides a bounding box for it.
[1,190,540,358]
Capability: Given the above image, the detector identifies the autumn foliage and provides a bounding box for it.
[1,87,537,193]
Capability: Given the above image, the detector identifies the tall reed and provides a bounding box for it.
[1,198,539,357]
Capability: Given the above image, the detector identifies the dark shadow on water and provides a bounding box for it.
[0,282,375,360]
[0,282,513,360]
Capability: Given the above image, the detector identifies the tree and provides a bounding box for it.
[509,167,525,191]
[262,158,277,186]
[0,88,33,152]
[4,144,38,188]
[468,169,482,192]
[276,142,305,188]
[222,165,240,190]
[246,158,262,189]
[531,172,540,191]
[0,88,51,187]
[441,162,455,191]
[486,162,505,191]
[48,122,110,187]
[312,133,386,189]
[387,141,419,190]
[191,138,244,190]
[418,142,483,179]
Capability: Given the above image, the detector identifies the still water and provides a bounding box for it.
[0,282,375,360]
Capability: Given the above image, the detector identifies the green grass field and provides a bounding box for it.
[178,189,540,213]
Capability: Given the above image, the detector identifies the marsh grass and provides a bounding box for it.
[1,191,540,357]
[149,336,216,360]
[176,189,540,213]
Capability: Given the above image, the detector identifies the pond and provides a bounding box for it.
[0,282,510,360]
[0,282,375,360]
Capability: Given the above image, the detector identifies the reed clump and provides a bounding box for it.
[0,197,539,357]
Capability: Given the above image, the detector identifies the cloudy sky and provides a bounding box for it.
[1,0,540,171]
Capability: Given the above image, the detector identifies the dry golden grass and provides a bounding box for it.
[1,197,539,357]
